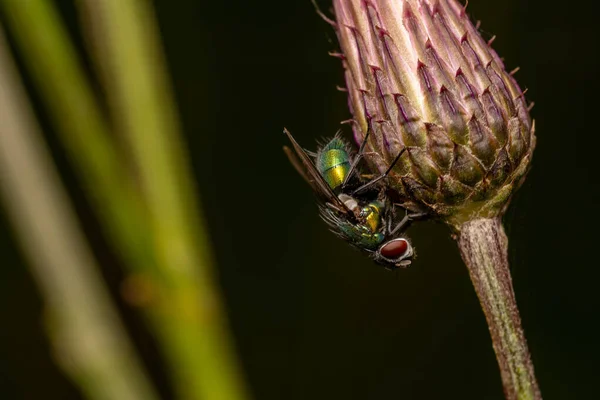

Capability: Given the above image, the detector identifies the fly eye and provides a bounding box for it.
[380,238,410,260]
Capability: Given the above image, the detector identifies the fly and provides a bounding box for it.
[283,127,423,268]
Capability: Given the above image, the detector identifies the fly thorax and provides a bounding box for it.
[359,201,384,233]
[337,222,385,251]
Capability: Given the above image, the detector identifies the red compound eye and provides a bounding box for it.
[380,239,409,260]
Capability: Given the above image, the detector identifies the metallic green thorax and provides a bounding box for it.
[361,201,384,233]
[316,138,351,193]
[337,220,384,251]
[336,200,385,250]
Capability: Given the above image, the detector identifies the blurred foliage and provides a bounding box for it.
[1,0,599,399]
[0,0,247,399]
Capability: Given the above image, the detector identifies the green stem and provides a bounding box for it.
[0,25,158,400]
[76,1,251,399]
[0,0,157,275]
[457,218,541,400]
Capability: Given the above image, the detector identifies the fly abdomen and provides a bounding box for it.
[318,148,350,192]
[316,137,352,193]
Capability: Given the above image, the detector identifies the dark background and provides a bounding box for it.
[1,0,599,399]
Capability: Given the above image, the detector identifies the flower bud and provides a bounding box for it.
[332,0,534,227]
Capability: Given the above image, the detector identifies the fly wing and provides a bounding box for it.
[283,128,351,215]
[283,146,313,187]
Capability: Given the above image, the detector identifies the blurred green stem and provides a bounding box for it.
[0,25,159,400]
[0,0,157,276]
[1,0,249,397]
[77,1,251,399]
[458,218,541,400]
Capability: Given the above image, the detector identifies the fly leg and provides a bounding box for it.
[390,210,428,235]
[341,122,373,189]
[352,147,407,195]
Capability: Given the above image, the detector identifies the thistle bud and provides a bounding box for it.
[332,0,534,227]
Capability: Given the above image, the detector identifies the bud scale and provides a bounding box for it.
[331,0,535,227]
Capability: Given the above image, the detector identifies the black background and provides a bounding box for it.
[1,0,599,399]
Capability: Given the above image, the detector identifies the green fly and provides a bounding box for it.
[283,128,419,268]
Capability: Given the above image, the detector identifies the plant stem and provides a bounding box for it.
[0,0,157,275]
[0,25,158,400]
[76,1,251,399]
[457,218,541,400]
[1,1,249,398]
